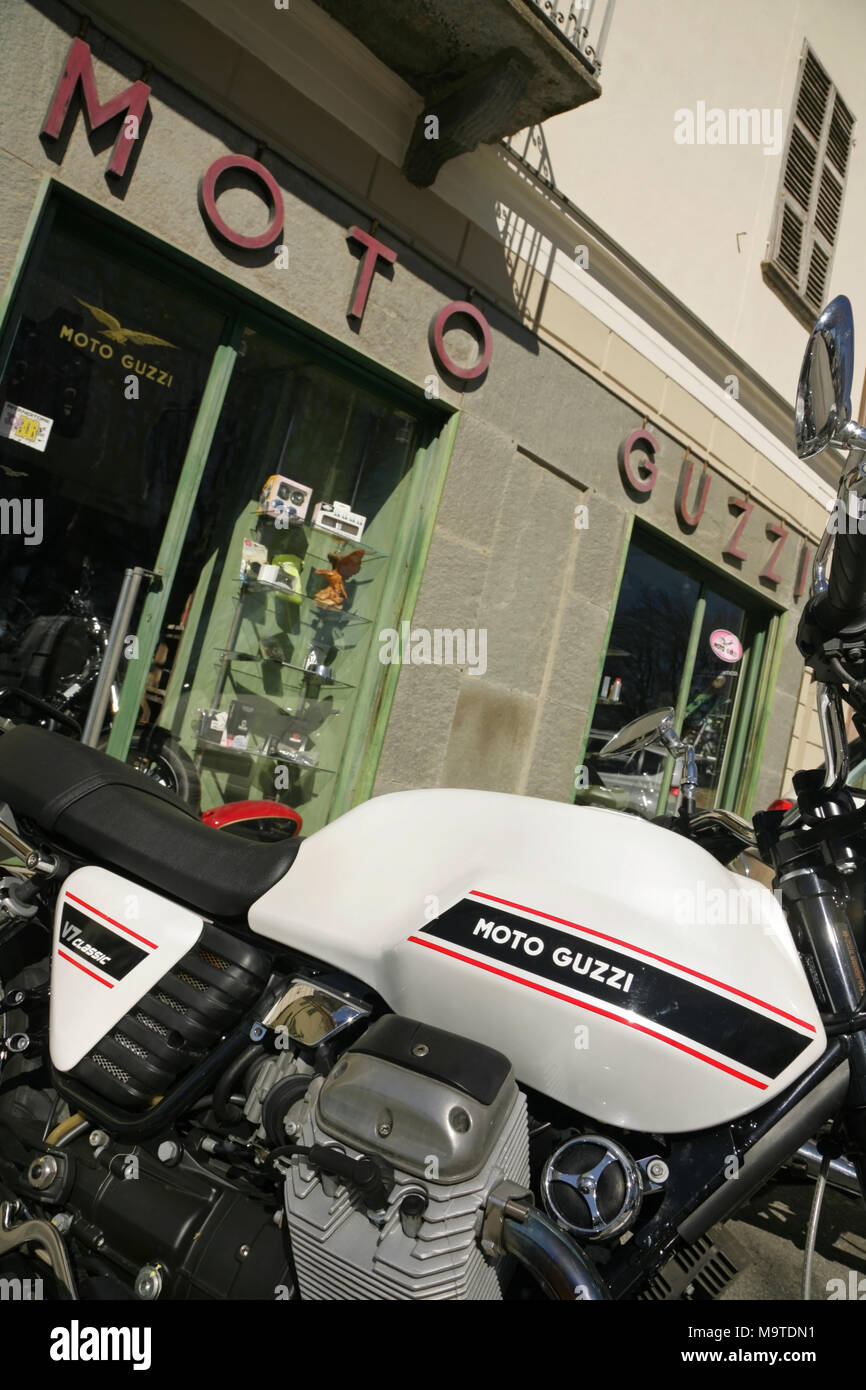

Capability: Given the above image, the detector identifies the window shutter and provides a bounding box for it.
[765,46,854,325]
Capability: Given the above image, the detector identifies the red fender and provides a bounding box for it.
[201,799,302,838]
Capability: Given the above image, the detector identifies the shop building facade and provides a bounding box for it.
[0,0,857,831]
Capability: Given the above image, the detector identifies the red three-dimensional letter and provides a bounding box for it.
[675,456,711,528]
[794,542,814,599]
[429,301,493,380]
[618,429,659,494]
[41,38,151,178]
[347,227,398,321]
[723,496,753,561]
[200,155,284,249]
[760,520,789,585]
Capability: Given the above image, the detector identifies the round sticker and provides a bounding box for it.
[709,629,742,663]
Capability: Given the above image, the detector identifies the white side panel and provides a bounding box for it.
[50,866,204,1072]
[249,789,826,1133]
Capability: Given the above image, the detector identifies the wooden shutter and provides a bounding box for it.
[765,45,854,325]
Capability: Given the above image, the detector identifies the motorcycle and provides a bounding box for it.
[0,295,865,1303]
[0,564,200,806]
[0,568,302,842]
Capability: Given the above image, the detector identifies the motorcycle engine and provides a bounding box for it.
[277,1016,529,1299]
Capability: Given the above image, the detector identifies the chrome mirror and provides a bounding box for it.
[795,296,855,459]
[598,707,684,759]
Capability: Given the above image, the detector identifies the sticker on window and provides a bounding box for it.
[0,402,53,453]
[709,629,742,663]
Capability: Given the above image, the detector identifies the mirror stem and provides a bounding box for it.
[817,682,849,795]
[679,745,698,823]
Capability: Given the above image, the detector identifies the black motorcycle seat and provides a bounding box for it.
[0,725,300,919]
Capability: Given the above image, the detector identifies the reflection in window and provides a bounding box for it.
[579,532,758,819]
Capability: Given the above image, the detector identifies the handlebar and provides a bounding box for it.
[0,688,82,738]
[824,520,866,632]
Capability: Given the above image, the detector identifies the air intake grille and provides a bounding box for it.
[157,991,188,1014]
[134,1010,167,1037]
[91,1054,131,1085]
[175,970,208,993]
[65,922,272,1111]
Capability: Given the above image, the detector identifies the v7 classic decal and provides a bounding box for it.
[57,902,149,984]
[409,892,814,1087]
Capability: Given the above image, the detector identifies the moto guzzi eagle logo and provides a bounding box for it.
[75,298,178,348]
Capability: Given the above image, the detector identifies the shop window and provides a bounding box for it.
[0,206,225,723]
[0,196,444,830]
[154,326,422,836]
[578,529,772,819]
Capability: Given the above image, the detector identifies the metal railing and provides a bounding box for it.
[523,0,615,72]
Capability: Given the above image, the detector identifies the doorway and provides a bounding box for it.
[578,526,781,818]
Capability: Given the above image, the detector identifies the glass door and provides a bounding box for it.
[0,203,227,725]
[579,527,775,818]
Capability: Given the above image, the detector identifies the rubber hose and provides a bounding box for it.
[214,1043,261,1124]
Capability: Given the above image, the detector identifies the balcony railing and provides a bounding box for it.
[523,0,616,72]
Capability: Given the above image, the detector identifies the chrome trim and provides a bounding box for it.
[500,1205,609,1300]
[817,682,848,794]
[688,808,757,847]
[542,1134,641,1241]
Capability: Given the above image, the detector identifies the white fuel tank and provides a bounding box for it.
[249,790,825,1133]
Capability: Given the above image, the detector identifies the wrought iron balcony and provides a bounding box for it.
[523,0,615,72]
[313,0,611,186]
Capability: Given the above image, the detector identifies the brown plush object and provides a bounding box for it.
[328,548,364,579]
[313,567,348,608]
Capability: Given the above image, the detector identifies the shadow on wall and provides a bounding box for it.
[496,127,560,332]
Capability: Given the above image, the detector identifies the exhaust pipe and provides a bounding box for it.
[501,1206,609,1300]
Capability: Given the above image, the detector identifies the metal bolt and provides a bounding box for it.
[377,1120,392,1137]
[27,1155,58,1190]
[646,1158,669,1184]
[449,1107,471,1134]
[157,1140,181,1165]
[6,1033,29,1054]
[412,1043,429,1057]
[237,1244,250,1261]
[134,1264,163,1300]
[284,1121,298,1138]
[89,1130,109,1150]
[51,1212,73,1235]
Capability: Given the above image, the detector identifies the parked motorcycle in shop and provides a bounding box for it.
[2,296,866,1302]
[0,566,301,841]
[0,563,199,804]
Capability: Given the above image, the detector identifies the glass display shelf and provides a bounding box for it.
[217,649,355,690]
[254,516,388,565]
[195,739,336,774]
[236,583,373,627]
